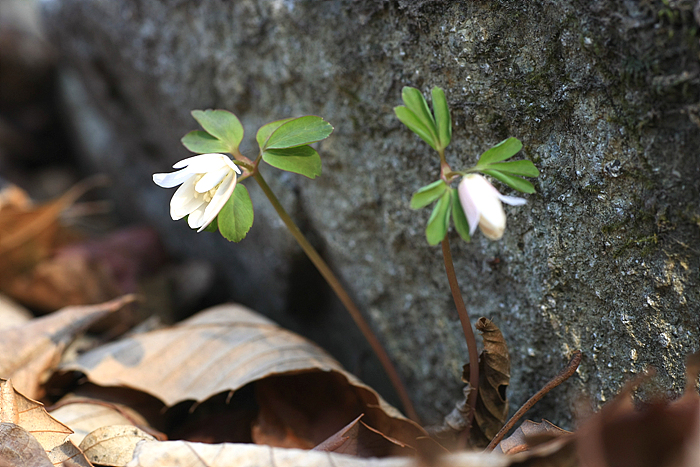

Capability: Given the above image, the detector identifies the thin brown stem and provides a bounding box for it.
[441,237,479,438]
[486,350,583,451]
[253,171,420,423]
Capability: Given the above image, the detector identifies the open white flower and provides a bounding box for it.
[458,174,526,241]
[153,153,241,232]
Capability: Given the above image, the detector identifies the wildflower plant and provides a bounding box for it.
[153,109,419,421]
[395,86,540,437]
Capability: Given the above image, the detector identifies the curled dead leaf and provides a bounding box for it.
[58,304,428,451]
[429,318,510,448]
[0,295,136,398]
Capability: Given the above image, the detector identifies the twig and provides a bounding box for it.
[253,171,420,423]
[486,350,583,451]
[441,237,479,439]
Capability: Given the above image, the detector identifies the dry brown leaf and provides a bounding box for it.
[429,318,510,448]
[0,295,136,398]
[575,366,700,467]
[0,422,54,467]
[312,414,414,457]
[60,304,428,450]
[79,425,155,467]
[124,439,511,467]
[0,293,32,329]
[6,227,164,313]
[0,181,92,286]
[5,249,122,313]
[495,420,572,455]
[49,395,152,446]
[47,440,94,467]
[471,318,510,445]
[0,379,72,453]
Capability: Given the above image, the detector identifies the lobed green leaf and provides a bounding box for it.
[264,116,333,150]
[401,87,437,136]
[202,217,218,233]
[477,137,523,166]
[394,106,439,151]
[482,169,536,194]
[191,109,244,153]
[256,118,294,150]
[425,190,452,246]
[431,87,452,150]
[181,130,230,154]
[451,189,471,242]
[262,146,322,179]
[487,159,540,177]
[218,183,254,242]
[410,180,447,209]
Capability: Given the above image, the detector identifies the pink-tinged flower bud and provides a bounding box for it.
[153,153,241,232]
[458,174,526,240]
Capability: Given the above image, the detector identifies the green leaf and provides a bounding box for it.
[218,183,254,242]
[401,87,437,137]
[482,169,536,193]
[431,87,451,150]
[487,160,540,177]
[394,106,439,151]
[191,110,244,153]
[256,118,294,150]
[181,130,230,154]
[262,145,322,179]
[425,190,452,246]
[477,137,523,166]
[202,216,218,233]
[451,189,471,242]
[410,180,447,209]
[264,116,333,150]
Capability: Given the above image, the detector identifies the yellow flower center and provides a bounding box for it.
[192,174,221,203]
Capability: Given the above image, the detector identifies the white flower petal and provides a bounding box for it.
[187,204,207,229]
[222,157,242,174]
[170,177,203,220]
[173,153,229,173]
[153,168,192,188]
[498,194,527,206]
[458,176,482,236]
[197,172,237,232]
[477,198,506,240]
[195,166,231,193]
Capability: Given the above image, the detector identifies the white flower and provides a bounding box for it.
[153,153,241,232]
[458,174,526,241]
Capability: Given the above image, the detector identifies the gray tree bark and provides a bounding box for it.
[43,0,700,427]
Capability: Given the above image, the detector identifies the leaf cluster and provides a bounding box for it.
[181,110,333,242]
[395,86,540,245]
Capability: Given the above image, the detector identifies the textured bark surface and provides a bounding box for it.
[43,0,700,426]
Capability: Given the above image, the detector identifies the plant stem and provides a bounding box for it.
[441,237,479,438]
[485,350,583,451]
[253,171,420,423]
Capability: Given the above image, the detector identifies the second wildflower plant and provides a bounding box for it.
[395,85,540,441]
[395,86,539,244]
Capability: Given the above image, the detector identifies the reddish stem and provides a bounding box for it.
[441,237,479,439]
